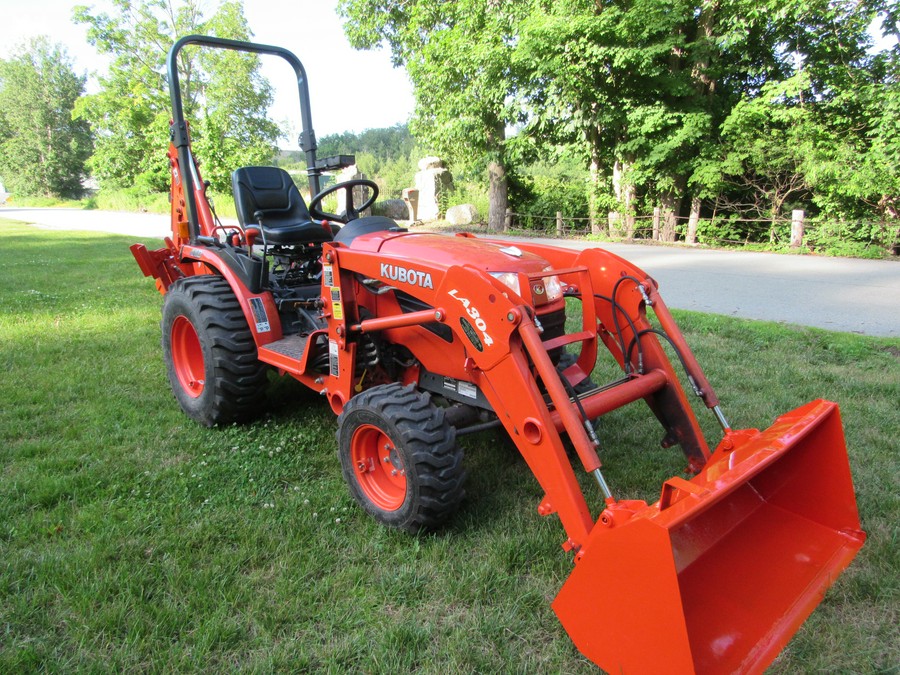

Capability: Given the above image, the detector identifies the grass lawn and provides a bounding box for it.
[1,219,898,672]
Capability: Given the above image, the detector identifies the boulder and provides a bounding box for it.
[372,199,409,221]
[446,203,479,226]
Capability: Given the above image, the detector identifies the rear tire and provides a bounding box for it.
[337,384,465,533]
[161,276,268,426]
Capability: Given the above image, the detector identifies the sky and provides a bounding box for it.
[3,0,416,140]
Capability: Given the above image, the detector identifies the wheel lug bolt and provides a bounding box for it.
[391,469,398,476]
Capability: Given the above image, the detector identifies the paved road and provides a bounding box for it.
[3,207,898,337]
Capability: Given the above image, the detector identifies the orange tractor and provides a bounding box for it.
[132,36,866,673]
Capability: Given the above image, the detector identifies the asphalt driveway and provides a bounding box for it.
[3,207,898,337]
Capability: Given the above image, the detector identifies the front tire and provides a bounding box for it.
[337,384,465,533]
[161,276,268,426]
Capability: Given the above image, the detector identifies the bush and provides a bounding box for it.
[94,187,169,214]
[445,182,489,222]
[805,219,896,258]
[4,195,85,208]
[510,173,590,231]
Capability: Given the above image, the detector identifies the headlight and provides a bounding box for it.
[489,271,522,297]
[490,269,564,303]
[543,269,564,301]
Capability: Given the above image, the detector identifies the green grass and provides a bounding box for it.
[1,218,898,673]
[6,188,344,224]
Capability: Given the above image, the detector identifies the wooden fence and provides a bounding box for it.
[502,208,899,253]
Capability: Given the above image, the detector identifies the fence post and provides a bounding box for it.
[791,209,805,248]
[556,211,563,238]
[504,207,512,233]
[652,207,661,240]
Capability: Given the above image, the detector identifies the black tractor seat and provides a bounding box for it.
[232,166,333,246]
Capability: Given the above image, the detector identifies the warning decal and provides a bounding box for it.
[248,297,271,333]
[330,288,343,321]
[329,339,340,377]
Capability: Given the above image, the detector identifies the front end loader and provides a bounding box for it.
[131,35,866,673]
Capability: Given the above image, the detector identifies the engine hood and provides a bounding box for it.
[350,231,551,274]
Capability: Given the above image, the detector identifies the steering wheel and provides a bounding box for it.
[308,179,379,223]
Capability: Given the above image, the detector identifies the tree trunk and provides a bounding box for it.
[623,182,635,238]
[611,159,622,235]
[692,3,718,96]
[769,197,783,243]
[588,128,602,235]
[486,121,508,233]
[686,197,701,244]
[613,158,636,238]
[487,159,507,232]
[659,191,682,242]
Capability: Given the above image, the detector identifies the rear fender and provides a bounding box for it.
[179,245,282,346]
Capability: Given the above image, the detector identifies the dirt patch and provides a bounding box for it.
[882,346,900,359]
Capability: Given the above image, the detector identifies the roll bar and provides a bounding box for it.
[166,35,320,242]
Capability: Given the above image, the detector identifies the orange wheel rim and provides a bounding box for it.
[171,315,204,398]
[350,424,406,511]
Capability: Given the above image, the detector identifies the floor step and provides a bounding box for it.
[258,333,314,373]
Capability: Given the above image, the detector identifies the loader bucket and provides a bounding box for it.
[553,399,865,674]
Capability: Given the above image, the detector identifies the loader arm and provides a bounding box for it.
[324,235,865,674]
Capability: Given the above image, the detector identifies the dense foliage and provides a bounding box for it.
[276,125,419,199]
[340,0,899,251]
[72,0,278,194]
[0,38,92,198]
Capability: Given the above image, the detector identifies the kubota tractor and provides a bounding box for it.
[131,36,866,674]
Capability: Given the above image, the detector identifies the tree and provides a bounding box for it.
[0,38,92,198]
[802,39,900,221]
[514,0,710,236]
[688,1,894,248]
[339,0,526,230]
[190,2,280,192]
[73,0,279,193]
[515,0,886,240]
[714,75,814,241]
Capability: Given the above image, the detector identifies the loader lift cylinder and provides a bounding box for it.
[517,313,616,502]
